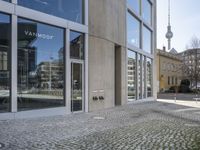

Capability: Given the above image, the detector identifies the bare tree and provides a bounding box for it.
[182,36,200,90]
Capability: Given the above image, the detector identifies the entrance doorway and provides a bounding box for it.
[71,62,84,112]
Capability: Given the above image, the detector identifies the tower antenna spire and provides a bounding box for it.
[166,0,173,50]
[168,0,170,25]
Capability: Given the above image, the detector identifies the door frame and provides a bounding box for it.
[70,59,85,113]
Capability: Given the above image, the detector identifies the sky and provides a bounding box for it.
[157,0,200,52]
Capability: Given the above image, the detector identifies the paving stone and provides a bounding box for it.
[0,101,200,149]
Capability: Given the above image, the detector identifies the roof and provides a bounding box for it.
[169,48,178,54]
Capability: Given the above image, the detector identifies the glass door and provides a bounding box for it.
[71,62,83,112]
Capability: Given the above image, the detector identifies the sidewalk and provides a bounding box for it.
[157,99,200,108]
[0,101,200,150]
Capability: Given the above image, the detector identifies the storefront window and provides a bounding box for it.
[147,58,152,97]
[70,31,84,60]
[127,0,140,14]
[143,26,152,53]
[17,18,65,111]
[18,0,84,24]
[142,0,152,25]
[127,50,136,101]
[0,13,10,113]
[127,12,140,48]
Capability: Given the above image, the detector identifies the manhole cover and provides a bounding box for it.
[0,143,5,149]
[184,124,200,127]
[93,116,105,120]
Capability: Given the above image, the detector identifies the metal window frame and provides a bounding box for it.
[0,0,89,118]
[126,0,155,102]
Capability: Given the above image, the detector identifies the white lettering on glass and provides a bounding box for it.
[24,30,54,40]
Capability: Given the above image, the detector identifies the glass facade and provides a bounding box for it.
[138,54,142,99]
[70,31,84,60]
[71,63,83,111]
[127,12,140,48]
[17,18,65,111]
[0,0,87,114]
[18,0,84,24]
[142,0,152,25]
[143,26,152,53]
[0,13,10,113]
[127,0,140,14]
[147,58,152,97]
[70,31,84,112]
[127,0,154,100]
[142,56,146,98]
[1,0,10,2]
[127,50,136,101]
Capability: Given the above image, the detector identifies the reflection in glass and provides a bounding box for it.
[138,54,142,99]
[127,0,140,14]
[127,50,136,101]
[71,63,82,111]
[127,13,140,48]
[143,26,152,53]
[17,18,64,111]
[147,58,152,97]
[70,31,84,59]
[0,13,10,113]
[1,0,10,2]
[142,56,146,98]
[18,0,84,24]
[142,0,151,24]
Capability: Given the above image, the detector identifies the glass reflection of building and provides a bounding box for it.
[18,22,37,92]
[17,18,65,111]
[0,0,155,117]
[127,50,136,101]
[0,13,11,113]
[127,0,154,101]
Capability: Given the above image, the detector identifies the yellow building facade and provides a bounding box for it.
[156,49,182,92]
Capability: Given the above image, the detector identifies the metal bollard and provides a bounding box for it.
[174,93,176,102]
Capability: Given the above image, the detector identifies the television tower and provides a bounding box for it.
[165,0,173,50]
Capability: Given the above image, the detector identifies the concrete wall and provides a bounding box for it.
[88,0,127,111]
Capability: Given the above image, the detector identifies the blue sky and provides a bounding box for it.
[157,0,200,52]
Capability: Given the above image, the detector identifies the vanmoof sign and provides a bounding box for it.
[24,30,54,40]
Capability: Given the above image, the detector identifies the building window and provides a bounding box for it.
[17,18,65,111]
[70,31,84,112]
[127,0,140,14]
[127,50,136,101]
[147,58,152,97]
[172,77,174,85]
[138,54,142,99]
[168,76,170,85]
[127,12,140,48]
[175,77,178,85]
[18,0,84,24]
[143,26,152,53]
[0,13,11,113]
[70,31,84,60]
[142,0,152,25]
[142,56,146,98]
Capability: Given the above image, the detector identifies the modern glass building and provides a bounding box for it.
[0,0,156,119]
[127,0,155,101]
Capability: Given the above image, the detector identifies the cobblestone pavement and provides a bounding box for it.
[0,101,200,150]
